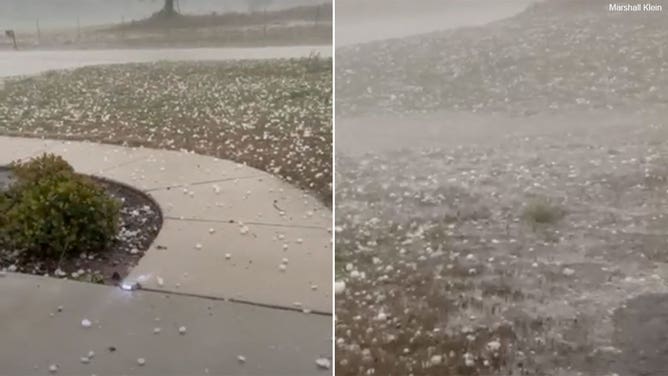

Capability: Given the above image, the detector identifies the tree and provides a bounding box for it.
[161,0,177,16]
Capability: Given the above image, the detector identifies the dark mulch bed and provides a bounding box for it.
[0,170,162,285]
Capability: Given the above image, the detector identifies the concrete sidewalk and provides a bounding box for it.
[0,273,331,375]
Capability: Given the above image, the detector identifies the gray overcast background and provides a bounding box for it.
[0,0,323,30]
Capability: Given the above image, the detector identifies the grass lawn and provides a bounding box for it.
[0,57,332,205]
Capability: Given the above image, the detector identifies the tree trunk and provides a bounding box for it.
[163,0,176,16]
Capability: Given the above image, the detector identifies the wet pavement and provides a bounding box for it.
[612,293,668,376]
[0,45,331,77]
[0,272,331,375]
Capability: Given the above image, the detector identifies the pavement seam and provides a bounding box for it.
[135,285,332,316]
[143,174,262,192]
[164,215,329,231]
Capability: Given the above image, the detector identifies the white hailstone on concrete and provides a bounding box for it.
[195,243,203,250]
[80,356,90,364]
[48,364,58,373]
[237,355,246,363]
[156,277,164,287]
[463,352,475,367]
[296,238,304,244]
[279,264,287,272]
[240,226,250,235]
[81,319,92,328]
[315,357,331,369]
[563,267,575,276]
[334,281,346,295]
[311,284,318,291]
[154,327,161,334]
[179,326,187,335]
[208,228,215,234]
[282,258,289,264]
[487,340,502,352]
[430,355,443,366]
[225,253,232,260]
[137,358,146,366]
[87,351,95,358]
[283,243,289,250]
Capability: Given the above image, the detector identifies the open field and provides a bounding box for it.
[0,57,332,205]
[336,0,668,374]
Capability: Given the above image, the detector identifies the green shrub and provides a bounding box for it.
[523,198,563,225]
[1,154,120,259]
[10,153,74,184]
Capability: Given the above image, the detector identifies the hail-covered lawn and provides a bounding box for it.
[336,0,668,117]
[335,1,668,375]
[0,57,332,205]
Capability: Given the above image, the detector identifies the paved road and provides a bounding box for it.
[0,45,331,77]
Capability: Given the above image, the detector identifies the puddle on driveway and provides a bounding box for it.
[611,293,668,376]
